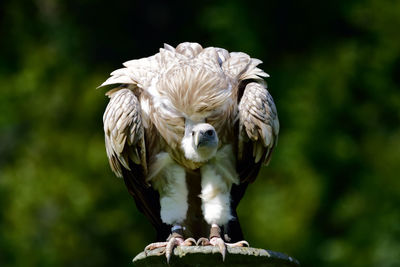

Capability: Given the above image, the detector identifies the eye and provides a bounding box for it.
[205,130,214,136]
[191,131,195,136]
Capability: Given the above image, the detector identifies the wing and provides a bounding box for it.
[217,49,279,182]
[99,43,184,90]
[225,81,279,241]
[103,88,169,240]
[238,81,279,182]
[103,88,147,176]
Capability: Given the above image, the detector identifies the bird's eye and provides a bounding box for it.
[191,131,195,136]
[205,130,214,136]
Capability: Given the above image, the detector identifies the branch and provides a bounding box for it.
[133,246,300,266]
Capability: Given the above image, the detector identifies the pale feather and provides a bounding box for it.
[239,82,279,164]
[100,42,278,177]
[103,88,147,177]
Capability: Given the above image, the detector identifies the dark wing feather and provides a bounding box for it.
[122,164,170,241]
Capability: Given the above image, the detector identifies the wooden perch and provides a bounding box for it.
[132,246,300,266]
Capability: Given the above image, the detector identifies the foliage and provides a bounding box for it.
[1,0,399,266]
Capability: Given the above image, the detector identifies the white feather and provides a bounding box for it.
[147,152,172,181]
[151,154,188,225]
[200,164,232,225]
[212,145,239,184]
[140,98,150,117]
[181,120,218,162]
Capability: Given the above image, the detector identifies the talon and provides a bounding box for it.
[183,237,196,246]
[144,235,197,263]
[204,236,249,261]
[165,237,180,263]
[196,237,211,246]
[210,237,226,261]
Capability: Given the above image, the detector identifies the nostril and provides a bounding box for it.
[205,130,214,136]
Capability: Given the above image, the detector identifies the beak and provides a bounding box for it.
[194,131,200,148]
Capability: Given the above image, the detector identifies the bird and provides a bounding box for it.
[100,42,279,262]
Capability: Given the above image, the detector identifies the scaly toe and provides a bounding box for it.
[165,236,184,263]
[143,237,185,263]
[144,236,197,263]
[226,240,250,248]
[144,242,168,254]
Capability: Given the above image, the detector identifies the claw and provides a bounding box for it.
[197,237,250,261]
[144,236,196,263]
[183,237,197,246]
[196,237,211,246]
[165,236,181,263]
[210,237,227,261]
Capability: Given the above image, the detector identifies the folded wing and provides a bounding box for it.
[238,81,279,182]
[103,88,147,177]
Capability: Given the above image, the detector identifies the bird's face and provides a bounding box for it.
[181,120,219,163]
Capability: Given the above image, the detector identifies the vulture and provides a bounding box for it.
[100,42,279,262]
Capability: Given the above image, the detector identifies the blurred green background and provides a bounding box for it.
[1,0,399,266]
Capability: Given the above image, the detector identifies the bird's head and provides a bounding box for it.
[181,120,219,163]
[154,63,230,163]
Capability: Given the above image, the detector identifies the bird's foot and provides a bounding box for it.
[196,236,249,261]
[144,234,196,263]
[197,236,226,260]
[196,224,249,261]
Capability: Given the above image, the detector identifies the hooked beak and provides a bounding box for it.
[195,128,218,149]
